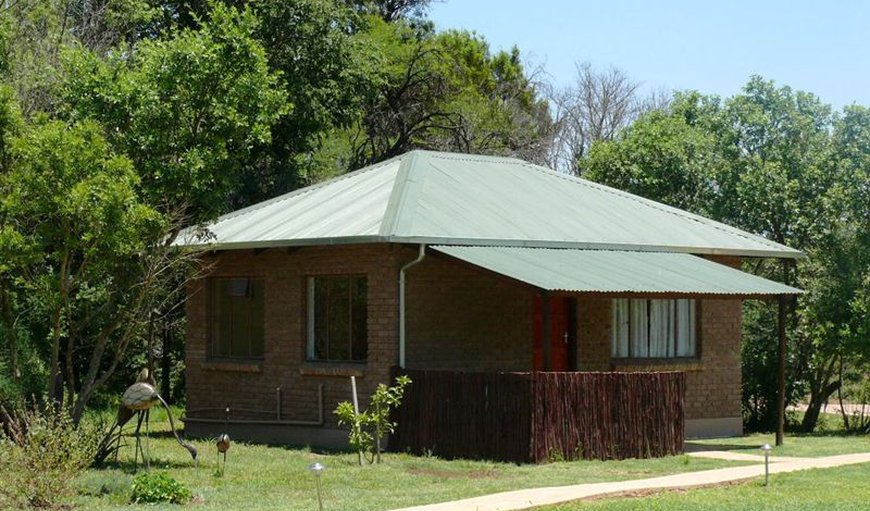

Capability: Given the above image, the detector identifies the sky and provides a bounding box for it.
[428,0,870,109]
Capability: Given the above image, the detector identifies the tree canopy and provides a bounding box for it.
[0,0,866,435]
[582,77,870,432]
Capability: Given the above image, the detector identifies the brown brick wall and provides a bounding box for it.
[186,246,744,436]
[404,253,534,371]
[185,244,406,430]
[604,297,743,421]
[576,255,744,422]
[576,298,612,371]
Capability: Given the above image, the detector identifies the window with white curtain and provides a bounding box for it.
[611,299,696,358]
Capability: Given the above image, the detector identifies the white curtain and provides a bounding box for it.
[612,299,630,357]
[629,299,649,357]
[612,298,696,358]
[649,300,673,357]
[675,299,696,356]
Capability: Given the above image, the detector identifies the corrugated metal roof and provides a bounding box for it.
[177,156,402,247]
[432,245,802,296]
[177,150,803,259]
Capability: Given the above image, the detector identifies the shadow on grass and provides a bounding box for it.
[95,457,199,474]
[684,442,759,452]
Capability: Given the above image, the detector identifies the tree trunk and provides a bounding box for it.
[48,253,71,405]
[0,286,21,380]
[800,380,841,432]
[161,319,172,404]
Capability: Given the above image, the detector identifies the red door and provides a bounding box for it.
[533,296,570,371]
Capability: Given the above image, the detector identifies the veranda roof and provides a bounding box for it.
[432,245,802,297]
[177,150,803,259]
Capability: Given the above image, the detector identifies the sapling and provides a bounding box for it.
[334,375,411,465]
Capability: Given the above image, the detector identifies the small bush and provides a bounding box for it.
[0,403,101,508]
[335,375,411,465]
[130,471,192,504]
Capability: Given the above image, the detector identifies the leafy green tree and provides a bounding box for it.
[327,18,550,173]
[242,0,379,199]
[61,3,287,222]
[1,119,168,421]
[581,76,864,433]
[584,92,725,212]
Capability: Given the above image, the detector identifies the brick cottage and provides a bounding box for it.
[178,150,801,449]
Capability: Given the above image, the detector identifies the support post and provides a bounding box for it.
[776,294,787,446]
[541,291,551,371]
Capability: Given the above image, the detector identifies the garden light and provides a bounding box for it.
[308,462,325,511]
[760,443,772,486]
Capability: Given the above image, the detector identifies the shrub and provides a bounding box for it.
[130,471,192,504]
[0,403,102,508]
[335,375,411,465]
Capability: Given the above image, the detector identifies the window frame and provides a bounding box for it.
[305,274,369,364]
[207,276,266,361]
[610,298,701,361]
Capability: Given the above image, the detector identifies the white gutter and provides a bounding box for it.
[399,244,426,368]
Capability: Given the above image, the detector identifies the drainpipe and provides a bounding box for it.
[399,244,426,368]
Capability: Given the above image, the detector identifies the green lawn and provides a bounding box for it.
[73,408,738,511]
[540,463,870,511]
[688,430,870,458]
[70,410,869,510]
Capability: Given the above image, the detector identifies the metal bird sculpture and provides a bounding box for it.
[116,369,197,470]
[216,407,231,476]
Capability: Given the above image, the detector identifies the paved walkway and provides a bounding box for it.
[388,452,870,511]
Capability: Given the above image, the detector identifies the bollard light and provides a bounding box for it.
[308,462,325,511]
[760,443,772,486]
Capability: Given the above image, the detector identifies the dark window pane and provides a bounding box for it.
[351,277,368,361]
[210,278,264,359]
[309,275,368,362]
[327,278,350,360]
[314,278,329,359]
[249,280,265,357]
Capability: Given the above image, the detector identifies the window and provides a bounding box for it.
[612,299,696,358]
[307,276,368,362]
[210,278,265,359]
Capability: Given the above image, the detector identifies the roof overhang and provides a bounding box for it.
[431,245,802,298]
[176,234,804,260]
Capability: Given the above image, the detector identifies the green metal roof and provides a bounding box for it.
[178,150,803,259]
[432,245,802,296]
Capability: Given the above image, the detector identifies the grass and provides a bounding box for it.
[540,463,870,510]
[540,412,870,511]
[688,431,870,458]
[74,407,740,511]
[69,410,869,510]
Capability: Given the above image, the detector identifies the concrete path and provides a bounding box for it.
[685,450,808,463]
[388,452,870,511]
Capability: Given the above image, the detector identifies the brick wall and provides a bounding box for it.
[576,298,611,371]
[572,255,744,424]
[404,252,534,371]
[186,246,745,441]
[185,244,406,432]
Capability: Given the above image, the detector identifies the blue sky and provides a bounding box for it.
[428,0,870,109]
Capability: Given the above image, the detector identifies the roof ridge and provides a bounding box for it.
[378,151,422,237]
[513,160,791,253]
[421,150,527,165]
[208,154,406,228]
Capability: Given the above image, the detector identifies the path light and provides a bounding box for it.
[760,443,772,486]
[308,462,325,511]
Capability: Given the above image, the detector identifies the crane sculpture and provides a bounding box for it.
[215,407,231,476]
[116,369,197,470]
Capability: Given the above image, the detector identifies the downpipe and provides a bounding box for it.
[399,244,426,368]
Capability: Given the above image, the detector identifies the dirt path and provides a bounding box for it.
[790,402,867,416]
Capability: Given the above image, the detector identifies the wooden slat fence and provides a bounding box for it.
[391,369,684,463]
